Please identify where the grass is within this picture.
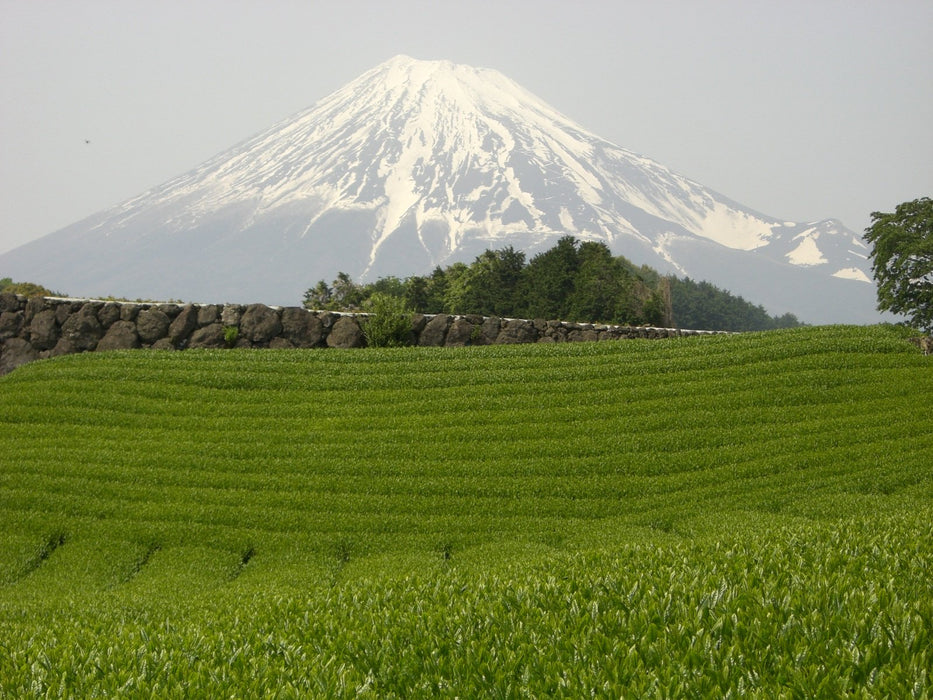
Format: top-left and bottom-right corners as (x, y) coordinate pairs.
(0, 324), (931, 696)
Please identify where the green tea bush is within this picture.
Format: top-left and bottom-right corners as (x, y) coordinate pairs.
(0, 325), (930, 696)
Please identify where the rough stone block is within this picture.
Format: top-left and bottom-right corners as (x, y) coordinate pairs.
(0, 338), (38, 375)
(96, 321), (141, 351)
(419, 314), (451, 346)
(240, 304), (283, 345)
(326, 316), (365, 348)
(136, 308), (171, 344)
(281, 307), (323, 348)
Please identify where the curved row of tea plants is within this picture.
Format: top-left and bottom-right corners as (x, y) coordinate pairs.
(1, 324), (931, 696)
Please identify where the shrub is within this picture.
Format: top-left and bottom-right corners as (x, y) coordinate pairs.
(0, 278), (65, 297)
(223, 326), (239, 348)
(361, 293), (412, 347)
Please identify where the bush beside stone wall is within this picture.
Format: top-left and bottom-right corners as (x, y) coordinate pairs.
(0, 293), (726, 375)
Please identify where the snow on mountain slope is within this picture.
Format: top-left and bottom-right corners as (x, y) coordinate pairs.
(0, 55), (878, 322)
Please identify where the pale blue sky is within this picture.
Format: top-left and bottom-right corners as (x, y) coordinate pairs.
(1, 0), (930, 255)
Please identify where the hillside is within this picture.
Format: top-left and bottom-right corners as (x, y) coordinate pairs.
(0, 326), (930, 695)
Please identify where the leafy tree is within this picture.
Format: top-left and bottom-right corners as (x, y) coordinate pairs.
(517, 236), (580, 318)
(444, 248), (525, 316)
(300, 238), (804, 331)
(303, 279), (333, 309)
(368, 276), (407, 298)
(404, 275), (429, 313)
(331, 272), (366, 310)
(402, 269), (448, 314)
(566, 242), (623, 322)
(303, 272), (366, 311)
(441, 262), (470, 314)
(669, 277), (802, 331)
(419, 267), (450, 314)
(864, 197), (933, 331)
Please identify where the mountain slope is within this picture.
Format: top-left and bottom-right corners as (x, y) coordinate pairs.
(0, 55), (877, 322)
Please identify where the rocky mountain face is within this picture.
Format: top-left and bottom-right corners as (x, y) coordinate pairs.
(0, 55), (878, 323)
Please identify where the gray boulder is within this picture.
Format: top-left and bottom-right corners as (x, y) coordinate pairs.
(445, 318), (476, 346)
(60, 305), (103, 351)
(0, 338), (38, 375)
(221, 304), (244, 327)
(96, 303), (122, 329)
(0, 293), (21, 313)
(168, 305), (200, 348)
(96, 320), (140, 351)
(496, 319), (539, 344)
(55, 302), (78, 325)
(136, 308), (171, 344)
(24, 296), (49, 323)
(188, 323), (226, 349)
(326, 316), (365, 348)
(0, 311), (23, 340)
(240, 304), (282, 345)
(419, 315), (451, 346)
(28, 309), (60, 351)
(120, 304), (141, 322)
(157, 304), (182, 319)
(197, 304), (221, 326)
(480, 317), (501, 344)
(49, 337), (78, 358)
(281, 307), (323, 348)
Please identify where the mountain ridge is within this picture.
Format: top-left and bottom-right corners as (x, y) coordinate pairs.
(0, 55), (879, 323)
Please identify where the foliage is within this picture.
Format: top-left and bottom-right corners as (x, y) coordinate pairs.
(301, 239), (801, 330)
(670, 277), (802, 331)
(303, 271), (366, 311)
(222, 325), (239, 348)
(864, 197), (933, 332)
(0, 277), (65, 297)
(444, 247), (525, 316)
(361, 292), (413, 347)
(0, 325), (930, 695)
(515, 235), (581, 318)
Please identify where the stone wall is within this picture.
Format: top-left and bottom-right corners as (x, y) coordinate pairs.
(0, 293), (726, 375)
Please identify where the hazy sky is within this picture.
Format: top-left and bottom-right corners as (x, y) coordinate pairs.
(1, 0), (930, 255)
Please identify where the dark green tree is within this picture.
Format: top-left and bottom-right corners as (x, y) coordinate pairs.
(404, 275), (429, 312)
(303, 279), (333, 309)
(441, 262), (469, 314)
(444, 247), (525, 316)
(422, 267), (450, 314)
(368, 276), (407, 298)
(864, 197), (933, 331)
(517, 236), (580, 318)
(566, 242), (626, 322)
(669, 277), (802, 331)
(303, 272), (366, 311)
(403, 268), (450, 314)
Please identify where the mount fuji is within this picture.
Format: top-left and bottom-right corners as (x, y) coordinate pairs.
(1, 55), (878, 323)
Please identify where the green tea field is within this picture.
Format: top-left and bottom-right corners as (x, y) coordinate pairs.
(1, 325), (931, 696)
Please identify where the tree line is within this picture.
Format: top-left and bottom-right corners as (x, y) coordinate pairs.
(304, 236), (802, 332)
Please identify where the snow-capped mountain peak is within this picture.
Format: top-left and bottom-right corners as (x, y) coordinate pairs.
(0, 55), (878, 323)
